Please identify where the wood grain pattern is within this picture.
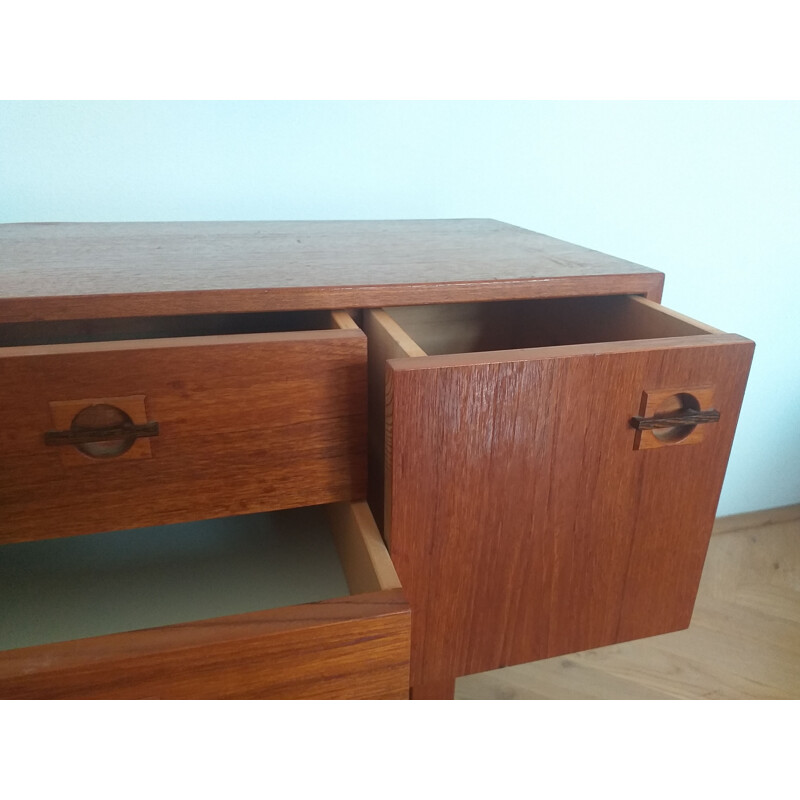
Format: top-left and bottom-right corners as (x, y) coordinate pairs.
(0, 328), (366, 543)
(410, 679), (456, 700)
(385, 333), (754, 685)
(0, 220), (664, 322)
(0, 589), (410, 699)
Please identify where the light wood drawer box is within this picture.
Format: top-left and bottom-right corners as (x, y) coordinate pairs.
(366, 294), (754, 686)
(0, 501), (409, 699)
(0, 310), (366, 544)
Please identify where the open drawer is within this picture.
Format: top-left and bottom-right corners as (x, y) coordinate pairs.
(0, 501), (409, 699)
(0, 310), (366, 544)
(365, 295), (754, 686)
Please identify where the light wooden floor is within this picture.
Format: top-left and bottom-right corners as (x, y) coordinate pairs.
(457, 506), (800, 699)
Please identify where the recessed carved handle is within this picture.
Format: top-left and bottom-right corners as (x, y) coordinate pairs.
(630, 409), (720, 430)
(44, 421), (160, 446)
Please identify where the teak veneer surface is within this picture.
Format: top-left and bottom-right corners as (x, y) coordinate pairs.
(0, 329), (366, 543)
(385, 333), (754, 684)
(0, 589), (410, 699)
(0, 220), (664, 321)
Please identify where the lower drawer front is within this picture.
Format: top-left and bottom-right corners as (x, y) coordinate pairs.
(0, 503), (410, 699)
(0, 314), (366, 544)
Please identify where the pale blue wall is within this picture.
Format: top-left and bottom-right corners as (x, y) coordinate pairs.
(1, 101), (797, 515)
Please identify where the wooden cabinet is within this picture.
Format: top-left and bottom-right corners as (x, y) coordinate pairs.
(0, 220), (753, 699)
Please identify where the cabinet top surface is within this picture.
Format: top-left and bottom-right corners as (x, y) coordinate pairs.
(0, 219), (663, 321)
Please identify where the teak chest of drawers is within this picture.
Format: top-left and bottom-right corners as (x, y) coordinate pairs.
(0, 220), (753, 699)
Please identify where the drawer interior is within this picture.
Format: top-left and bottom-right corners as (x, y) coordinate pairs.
(0, 502), (397, 652)
(382, 295), (717, 356)
(0, 309), (356, 347)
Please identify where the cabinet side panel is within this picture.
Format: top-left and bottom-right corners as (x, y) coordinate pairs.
(387, 339), (753, 684)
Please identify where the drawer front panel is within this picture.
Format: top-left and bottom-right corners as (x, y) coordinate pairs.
(386, 334), (754, 684)
(0, 330), (366, 543)
(0, 590), (410, 699)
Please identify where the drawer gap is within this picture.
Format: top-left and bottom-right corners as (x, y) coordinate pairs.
(1, 309), (349, 347)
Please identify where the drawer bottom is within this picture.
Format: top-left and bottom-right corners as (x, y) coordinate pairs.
(1, 507), (352, 651)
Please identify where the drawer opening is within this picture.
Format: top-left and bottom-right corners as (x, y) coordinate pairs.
(381, 295), (718, 356)
(0, 501), (397, 653)
(0, 309), (357, 347)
